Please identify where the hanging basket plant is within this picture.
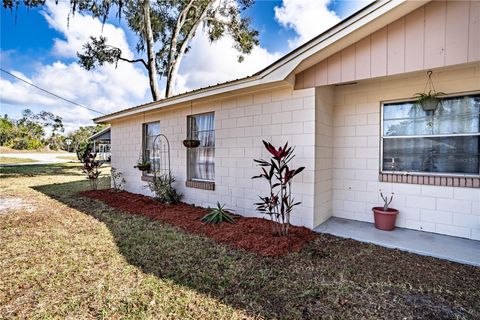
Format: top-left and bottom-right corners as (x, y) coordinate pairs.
(414, 71), (445, 112)
(134, 154), (151, 171)
(134, 162), (151, 171)
(183, 139), (200, 148)
(183, 103), (201, 148)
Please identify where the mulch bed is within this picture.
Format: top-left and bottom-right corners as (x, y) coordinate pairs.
(80, 189), (317, 257)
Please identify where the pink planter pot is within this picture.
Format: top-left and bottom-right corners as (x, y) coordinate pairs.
(372, 207), (399, 231)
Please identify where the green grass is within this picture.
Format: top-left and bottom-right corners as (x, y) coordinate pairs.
(0, 156), (38, 164)
(1, 163), (479, 319)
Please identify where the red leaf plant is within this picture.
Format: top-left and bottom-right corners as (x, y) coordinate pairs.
(81, 152), (103, 190)
(252, 141), (305, 236)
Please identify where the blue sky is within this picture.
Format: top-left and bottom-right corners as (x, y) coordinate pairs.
(1, 0), (372, 131)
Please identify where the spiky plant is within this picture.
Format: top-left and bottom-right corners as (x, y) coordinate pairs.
(379, 189), (394, 211)
(201, 202), (236, 224)
(252, 141), (305, 236)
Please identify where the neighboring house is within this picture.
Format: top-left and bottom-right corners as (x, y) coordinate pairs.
(89, 126), (111, 162)
(94, 0), (480, 240)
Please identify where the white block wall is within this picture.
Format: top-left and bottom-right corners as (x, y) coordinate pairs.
(314, 86), (334, 227)
(111, 86), (317, 228)
(331, 63), (480, 240)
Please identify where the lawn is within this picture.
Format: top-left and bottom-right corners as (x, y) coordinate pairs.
(0, 156), (38, 164)
(56, 155), (79, 161)
(1, 163), (479, 319)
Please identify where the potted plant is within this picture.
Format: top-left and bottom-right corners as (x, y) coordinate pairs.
(414, 90), (444, 112)
(134, 155), (151, 171)
(372, 190), (398, 231)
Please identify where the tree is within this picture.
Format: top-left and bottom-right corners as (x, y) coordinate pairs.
(0, 115), (15, 146)
(65, 124), (107, 158)
(4, 0), (259, 100)
(0, 109), (66, 150)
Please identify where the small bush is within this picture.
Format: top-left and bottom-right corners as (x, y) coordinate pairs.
(81, 152), (102, 190)
(111, 167), (126, 191)
(147, 173), (183, 204)
(201, 202), (236, 224)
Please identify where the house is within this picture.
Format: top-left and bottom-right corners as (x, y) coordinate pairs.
(94, 0), (480, 241)
(89, 126), (111, 162)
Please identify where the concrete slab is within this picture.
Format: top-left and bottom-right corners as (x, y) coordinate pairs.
(314, 217), (480, 267)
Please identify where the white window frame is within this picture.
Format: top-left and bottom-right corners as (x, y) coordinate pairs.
(143, 121), (160, 176)
(380, 91), (480, 178)
(186, 112), (215, 182)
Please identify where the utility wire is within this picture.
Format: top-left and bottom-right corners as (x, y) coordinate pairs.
(0, 68), (105, 115)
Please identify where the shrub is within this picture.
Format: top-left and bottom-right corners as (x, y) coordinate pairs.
(76, 141), (93, 161)
(111, 167), (126, 191)
(252, 141), (305, 236)
(81, 152), (102, 190)
(201, 202), (236, 224)
(147, 173), (183, 204)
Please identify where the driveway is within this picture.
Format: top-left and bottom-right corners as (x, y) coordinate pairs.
(0, 153), (77, 166)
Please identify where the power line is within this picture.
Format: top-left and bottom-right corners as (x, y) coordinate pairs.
(0, 68), (106, 115)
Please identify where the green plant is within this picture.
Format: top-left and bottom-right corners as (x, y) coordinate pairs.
(81, 152), (103, 190)
(111, 167), (126, 191)
(134, 154), (151, 171)
(201, 202), (236, 224)
(414, 90), (445, 103)
(414, 71), (445, 112)
(379, 190), (394, 211)
(147, 173), (182, 204)
(76, 141), (93, 161)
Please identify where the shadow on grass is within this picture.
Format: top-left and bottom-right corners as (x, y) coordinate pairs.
(33, 179), (480, 319)
(0, 163), (85, 179)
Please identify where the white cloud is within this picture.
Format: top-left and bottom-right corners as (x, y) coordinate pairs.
(1, 0), (373, 132)
(0, 0), (150, 132)
(274, 0), (341, 48)
(176, 31), (281, 93)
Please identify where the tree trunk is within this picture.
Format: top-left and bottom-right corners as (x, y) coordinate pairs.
(165, 56), (180, 98)
(143, 0), (160, 101)
(165, 1), (212, 98)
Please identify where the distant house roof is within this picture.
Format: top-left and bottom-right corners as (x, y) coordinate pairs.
(95, 0), (425, 123)
(89, 126), (111, 141)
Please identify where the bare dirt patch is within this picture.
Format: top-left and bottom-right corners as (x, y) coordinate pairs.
(0, 196), (36, 214)
(80, 189), (316, 257)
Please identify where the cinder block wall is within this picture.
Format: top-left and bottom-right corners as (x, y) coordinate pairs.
(330, 63), (480, 239)
(314, 86), (334, 227)
(110, 86), (317, 228)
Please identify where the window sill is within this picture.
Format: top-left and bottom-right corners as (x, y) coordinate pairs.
(379, 173), (480, 188)
(186, 180), (215, 191)
(141, 175), (153, 182)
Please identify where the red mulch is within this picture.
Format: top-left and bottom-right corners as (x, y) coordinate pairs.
(79, 189), (317, 257)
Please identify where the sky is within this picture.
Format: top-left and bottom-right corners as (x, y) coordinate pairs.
(0, 0), (373, 132)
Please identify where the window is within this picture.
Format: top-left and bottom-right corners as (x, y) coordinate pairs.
(187, 112), (215, 181)
(143, 121), (160, 174)
(381, 94), (480, 176)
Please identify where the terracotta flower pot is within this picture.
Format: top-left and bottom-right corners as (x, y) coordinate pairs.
(372, 207), (399, 231)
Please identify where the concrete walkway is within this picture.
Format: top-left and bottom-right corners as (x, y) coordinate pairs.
(314, 217), (480, 267)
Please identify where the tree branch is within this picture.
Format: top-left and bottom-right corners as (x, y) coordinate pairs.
(118, 56), (148, 69)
